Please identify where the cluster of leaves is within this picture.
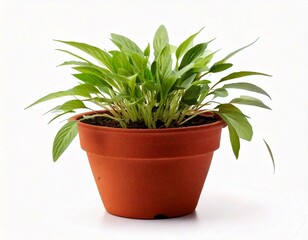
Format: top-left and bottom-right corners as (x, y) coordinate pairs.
(26, 25), (274, 166)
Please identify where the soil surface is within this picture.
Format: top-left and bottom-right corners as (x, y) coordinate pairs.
(81, 115), (218, 129)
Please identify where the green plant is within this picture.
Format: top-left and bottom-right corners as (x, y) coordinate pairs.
(26, 25), (274, 167)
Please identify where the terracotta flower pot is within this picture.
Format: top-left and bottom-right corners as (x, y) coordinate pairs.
(72, 111), (226, 219)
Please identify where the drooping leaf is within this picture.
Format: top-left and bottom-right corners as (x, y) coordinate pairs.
(263, 139), (275, 173)
(209, 63), (233, 73)
(230, 95), (271, 109)
(228, 125), (240, 159)
(176, 27), (204, 60)
(223, 82), (271, 99)
(111, 33), (143, 55)
(52, 121), (78, 162)
(217, 104), (253, 141)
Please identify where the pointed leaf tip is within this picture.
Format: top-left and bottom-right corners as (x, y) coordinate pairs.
(263, 139), (275, 174)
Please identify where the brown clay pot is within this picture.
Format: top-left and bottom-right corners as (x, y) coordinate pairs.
(71, 111), (226, 219)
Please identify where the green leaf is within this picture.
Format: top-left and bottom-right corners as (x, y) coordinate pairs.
(130, 53), (147, 73)
(176, 63), (195, 78)
(111, 33), (143, 55)
(57, 61), (89, 67)
(158, 45), (172, 81)
(228, 125), (240, 159)
(192, 80), (211, 85)
(25, 83), (101, 109)
(217, 104), (253, 141)
(55, 49), (91, 64)
(221, 71), (271, 82)
(209, 63), (233, 73)
(110, 50), (131, 72)
(151, 61), (157, 77)
(127, 73), (138, 94)
(193, 50), (219, 68)
(108, 73), (130, 83)
(230, 95), (271, 109)
(57, 99), (87, 112)
(73, 73), (114, 89)
(25, 91), (72, 109)
(181, 85), (201, 105)
(73, 66), (109, 78)
(72, 84), (100, 95)
(176, 74), (196, 89)
(212, 71), (271, 88)
(179, 43), (208, 69)
(153, 25), (169, 56)
(52, 121), (78, 162)
(48, 100), (88, 124)
(211, 88), (228, 98)
(263, 139), (275, 173)
(161, 74), (178, 98)
(223, 82), (271, 99)
(48, 111), (75, 124)
(176, 27), (204, 60)
(142, 81), (158, 91)
(55, 40), (115, 72)
(214, 38), (259, 65)
(144, 43), (150, 57)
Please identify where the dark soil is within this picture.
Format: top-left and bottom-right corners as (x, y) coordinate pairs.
(81, 115), (218, 129)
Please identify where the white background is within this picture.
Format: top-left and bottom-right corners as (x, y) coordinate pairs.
(1, 0), (308, 239)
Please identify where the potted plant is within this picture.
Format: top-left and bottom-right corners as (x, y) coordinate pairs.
(26, 25), (274, 219)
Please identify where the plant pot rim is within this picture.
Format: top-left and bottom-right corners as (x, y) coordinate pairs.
(70, 110), (226, 134)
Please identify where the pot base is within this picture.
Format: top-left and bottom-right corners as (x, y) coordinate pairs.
(106, 210), (196, 220)
(88, 153), (213, 219)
